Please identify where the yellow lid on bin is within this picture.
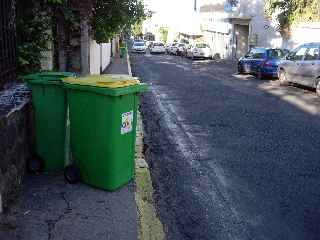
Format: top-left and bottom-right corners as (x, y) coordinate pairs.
(63, 74), (140, 88)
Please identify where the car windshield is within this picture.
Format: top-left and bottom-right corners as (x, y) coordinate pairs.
(196, 44), (209, 48)
(178, 44), (185, 47)
(134, 42), (145, 46)
(267, 49), (285, 59)
(248, 48), (266, 58)
(154, 43), (164, 47)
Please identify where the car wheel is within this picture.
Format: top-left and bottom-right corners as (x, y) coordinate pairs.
(316, 80), (320, 97)
(238, 65), (244, 74)
(279, 70), (289, 86)
(257, 70), (264, 80)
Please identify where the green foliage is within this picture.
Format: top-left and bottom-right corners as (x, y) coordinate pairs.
(159, 27), (168, 44)
(266, 0), (320, 36)
(132, 21), (144, 37)
(16, 0), (80, 75)
(17, 1), (53, 75)
(17, 0), (150, 75)
(92, 0), (150, 43)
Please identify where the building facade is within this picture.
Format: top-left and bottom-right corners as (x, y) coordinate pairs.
(199, 0), (282, 59)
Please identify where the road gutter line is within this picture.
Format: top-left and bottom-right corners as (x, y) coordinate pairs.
(128, 53), (165, 240)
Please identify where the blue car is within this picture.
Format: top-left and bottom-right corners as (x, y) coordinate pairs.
(238, 48), (287, 79)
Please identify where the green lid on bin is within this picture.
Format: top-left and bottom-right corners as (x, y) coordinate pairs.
(23, 71), (76, 85)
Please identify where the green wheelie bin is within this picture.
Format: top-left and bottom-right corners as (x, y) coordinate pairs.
(63, 75), (147, 191)
(24, 72), (75, 171)
(119, 46), (127, 58)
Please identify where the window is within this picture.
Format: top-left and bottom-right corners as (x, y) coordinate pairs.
(292, 47), (308, 61)
(134, 42), (145, 47)
(304, 46), (320, 61)
(251, 49), (266, 59)
(245, 51), (253, 59)
(267, 49), (285, 59)
(154, 43), (164, 47)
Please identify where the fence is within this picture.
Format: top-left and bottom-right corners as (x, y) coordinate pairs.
(0, 0), (16, 89)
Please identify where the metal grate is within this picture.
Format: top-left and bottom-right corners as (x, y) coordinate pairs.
(0, 0), (16, 89)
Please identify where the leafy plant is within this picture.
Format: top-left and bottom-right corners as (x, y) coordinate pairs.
(92, 0), (151, 43)
(159, 27), (168, 44)
(132, 21), (144, 37)
(17, 1), (53, 75)
(266, 0), (320, 37)
(17, 0), (150, 75)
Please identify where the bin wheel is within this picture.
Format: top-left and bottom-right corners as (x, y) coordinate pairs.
(64, 165), (80, 184)
(27, 156), (44, 175)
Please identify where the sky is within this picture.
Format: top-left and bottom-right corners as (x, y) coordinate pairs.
(144, 0), (195, 19)
(143, 0), (200, 33)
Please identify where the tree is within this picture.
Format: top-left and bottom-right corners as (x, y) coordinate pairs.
(132, 21), (144, 38)
(266, 0), (320, 38)
(92, 0), (150, 43)
(17, 0), (150, 75)
(16, 1), (53, 75)
(159, 27), (168, 44)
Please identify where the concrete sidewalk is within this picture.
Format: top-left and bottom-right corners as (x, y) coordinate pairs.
(0, 55), (137, 240)
(104, 54), (130, 75)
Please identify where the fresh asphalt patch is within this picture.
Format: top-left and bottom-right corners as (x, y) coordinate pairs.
(131, 53), (320, 240)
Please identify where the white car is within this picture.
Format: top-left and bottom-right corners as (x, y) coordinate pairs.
(170, 43), (179, 55)
(132, 41), (146, 53)
(150, 42), (166, 54)
(177, 43), (187, 56)
(165, 43), (173, 54)
(187, 43), (212, 59)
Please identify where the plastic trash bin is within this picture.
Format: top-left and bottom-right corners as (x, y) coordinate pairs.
(63, 75), (147, 190)
(24, 72), (75, 171)
(120, 47), (127, 58)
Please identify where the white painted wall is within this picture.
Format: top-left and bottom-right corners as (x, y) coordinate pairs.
(288, 22), (320, 49)
(101, 43), (111, 72)
(112, 38), (117, 57)
(89, 40), (111, 74)
(199, 0), (283, 59)
(40, 41), (54, 71)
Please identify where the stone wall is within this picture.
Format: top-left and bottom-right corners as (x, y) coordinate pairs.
(0, 84), (31, 213)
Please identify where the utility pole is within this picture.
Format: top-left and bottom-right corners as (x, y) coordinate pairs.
(194, 0), (197, 11)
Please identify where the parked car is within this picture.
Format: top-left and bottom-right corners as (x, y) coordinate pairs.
(177, 43), (186, 56)
(150, 42), (166, 54)
(169, 43), (179, 55)
(238, 48), (286, 79)
(182, 44), (191, 56)
(278, 42), (320, 95)
(165, 43), (172, 54)
(146, 41), (154, 48)
(186, 43), (212, 59)
(185, 44), (194, 58)
(132, 41), (146, 53)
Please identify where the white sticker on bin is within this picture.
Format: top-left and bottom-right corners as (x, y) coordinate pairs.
(121, 111), (133, 134)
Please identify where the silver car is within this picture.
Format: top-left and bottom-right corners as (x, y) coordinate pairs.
(132, 41), (146, 53)
(278, 42), (320, 96)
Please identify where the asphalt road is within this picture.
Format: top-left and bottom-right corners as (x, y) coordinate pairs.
(131, 52), (320, 240)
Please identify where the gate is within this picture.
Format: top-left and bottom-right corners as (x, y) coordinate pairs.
(0, 0), (16, 89)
